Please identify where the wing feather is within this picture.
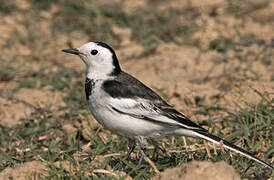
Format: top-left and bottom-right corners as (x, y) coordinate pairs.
(103, 72), (207, 132)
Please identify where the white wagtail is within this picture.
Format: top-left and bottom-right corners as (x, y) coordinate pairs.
(62, 41), (273, 169)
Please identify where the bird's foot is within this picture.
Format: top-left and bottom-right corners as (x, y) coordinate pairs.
(127, 139), (136, 160)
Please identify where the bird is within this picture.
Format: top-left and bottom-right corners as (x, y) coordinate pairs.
(62, 41), (273, 169)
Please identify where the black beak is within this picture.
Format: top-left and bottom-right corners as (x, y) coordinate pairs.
(62, 48), (80, 55)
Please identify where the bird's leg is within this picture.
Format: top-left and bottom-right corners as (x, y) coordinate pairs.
(136, 137), (160, 174)
(138, 143), (147, 166)
(127, 139), (136, 160)
(138, 142), (160, 175)
(137, 136), (148, 166)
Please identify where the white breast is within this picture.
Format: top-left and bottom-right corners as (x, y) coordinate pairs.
(87, 82), (166, 139)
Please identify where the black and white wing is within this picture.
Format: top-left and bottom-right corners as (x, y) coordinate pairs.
(103, 71), (207, 132)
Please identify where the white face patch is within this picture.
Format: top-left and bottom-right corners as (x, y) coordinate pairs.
(78, 42), (116, 79)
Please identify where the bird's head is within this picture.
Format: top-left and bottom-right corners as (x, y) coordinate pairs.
(62, 42), (121, 78)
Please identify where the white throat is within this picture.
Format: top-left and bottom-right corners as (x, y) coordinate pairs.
(76, 41), (121, 80)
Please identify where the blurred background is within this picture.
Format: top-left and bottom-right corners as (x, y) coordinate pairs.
(0, 0), (273, 179)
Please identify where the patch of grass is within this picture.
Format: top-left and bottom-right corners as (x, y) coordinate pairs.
(227, 0), (269, 17)
(6, 27), (44, 48)
(0, 0), (16, 14)
(210, 33), (265, 52)
(51, 0), (121, 48)
(237, 33), (265, 47)
(225, 103), (273, 144)
(0, 59), (21, 82)
(223, 103), (273, 178)
(51, 1), (198, 52)
(209, 33), (265, 64)
(28, 0), (57, 10)
(210, 56), (229, 64)
(117, 7), (197, 51)
(209, 36), (234, 53)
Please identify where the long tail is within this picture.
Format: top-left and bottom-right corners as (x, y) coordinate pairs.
(193, 130), (273, 169)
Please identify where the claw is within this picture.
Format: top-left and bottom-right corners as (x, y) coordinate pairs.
(127, 139), (136, 160)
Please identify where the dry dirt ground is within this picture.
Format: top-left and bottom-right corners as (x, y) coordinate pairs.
(0, 0), (273, 179)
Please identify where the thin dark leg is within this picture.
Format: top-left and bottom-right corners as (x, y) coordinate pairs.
(138, 143), (147, 166)
(127, 139), (136, 160)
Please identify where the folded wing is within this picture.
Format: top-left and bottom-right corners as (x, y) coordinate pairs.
(102, 72), (207, 132)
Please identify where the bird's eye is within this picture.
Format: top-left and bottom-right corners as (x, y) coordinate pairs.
(91, 49), (98, 55)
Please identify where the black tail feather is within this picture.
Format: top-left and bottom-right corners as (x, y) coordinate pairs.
(195, 131), (273, 169)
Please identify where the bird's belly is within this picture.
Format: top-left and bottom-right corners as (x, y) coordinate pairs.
(88, 99), (163, 139)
